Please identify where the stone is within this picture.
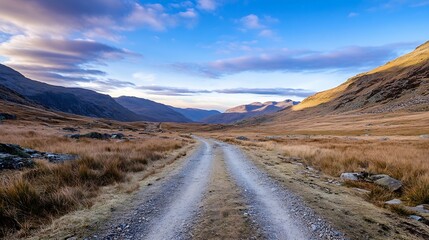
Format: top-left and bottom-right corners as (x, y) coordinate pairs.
(0, 153), (34, 170)
(420, 134), (429, 139)
(0, 143), (31, 158)
(45, 153), (77, 163)
(63, 127), (78, 132)
(370, 174), (402, 191)
(111, 133), (125, 139)
(385, 199), (402, 205)
(340, 172), (362, 181)
(0, 113), (17, 120)
(236, 136), (249, 141)
(408, 215), (423, 221)
(407, 205), (429, 214)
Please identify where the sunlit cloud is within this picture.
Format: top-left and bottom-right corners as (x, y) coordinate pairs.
(173, 43), (416, 78)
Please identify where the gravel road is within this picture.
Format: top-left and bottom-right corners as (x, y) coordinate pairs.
(90, 137), (344, 240)
(221, 142), (345, 240)
(90, 137), (214, 240)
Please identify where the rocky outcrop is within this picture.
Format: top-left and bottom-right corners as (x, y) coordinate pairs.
(0, 143), (76, 170)
(340, 172), (402, 191)
(70, 132), (126, 140)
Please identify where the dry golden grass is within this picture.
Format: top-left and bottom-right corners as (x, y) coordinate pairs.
(0, 123), (187, 238)
(213, 134), (429, 208)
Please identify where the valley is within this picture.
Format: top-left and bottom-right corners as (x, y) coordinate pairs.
(0, 3), (428, 239)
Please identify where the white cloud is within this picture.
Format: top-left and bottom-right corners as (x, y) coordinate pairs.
(240, 14), (264, 29)
(197, 0), (217, 11)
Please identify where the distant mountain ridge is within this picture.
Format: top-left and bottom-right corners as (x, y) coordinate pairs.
(115, 96), (221, 123)
(0, 64), (146, 122)
(203, 99), (299, 124)
(115, 96), (191, 123)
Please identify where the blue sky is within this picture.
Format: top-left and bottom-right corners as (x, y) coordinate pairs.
(0, 0), (428, 111)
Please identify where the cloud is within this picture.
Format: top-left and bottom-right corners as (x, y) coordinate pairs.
(173, 43), (416, 78)
(197, 0), (217, 11)
(240, 14), (265, 29)
(0, 0), (198, 36)
(0, 36), (137, 84)
(0, 0), (198, 85)
(238, 14), (279, 38)
(137, 85), (211, 96)
(348, 12), (359, 17)
(215, 88), (315, 97)
(136, 85), (314, 97)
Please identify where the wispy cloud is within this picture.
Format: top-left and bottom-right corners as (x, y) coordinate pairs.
(238, 14), (279, 38)
(136, 85), (314, 97)
(0, 36), (137, 84)
(173, 43), (416, 78)
(197, 0), (218, 11)
(0, 0), (199, 85)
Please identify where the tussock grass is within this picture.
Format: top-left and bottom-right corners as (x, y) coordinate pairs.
(0, 125), (185, 237)
(219, 135), (429, 207)
(274, 140), (429, 206)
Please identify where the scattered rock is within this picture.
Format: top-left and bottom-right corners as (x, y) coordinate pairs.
(236, 136), (249, 141)
(0, 143), (77, 170)
(352, 188), (371, 194)
(0, 153), (34, 169)
(340, 172), (363, 181)
(385, 199), (402, 205)
(370, 174), (402, 191)
(406, 205), (429, 214)
(62, 127), (78, 132)
(0, 113), (17, 120)
(409, 215), (423, 221)
(70, 132), (112, 140)
(0, 143), (31, 158)
(420, 134), (429, 139)
(111, 133), (125, 139)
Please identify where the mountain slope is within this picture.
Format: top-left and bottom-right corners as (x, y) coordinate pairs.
(293, 41), (429, 113)
(203, 100), (299, 124)
(0, 64), (146, 122)
(169, 107), (220, 122)
(115, 96), (192, 123)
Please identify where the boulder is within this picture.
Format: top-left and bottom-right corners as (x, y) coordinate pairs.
(385, 199), (402, 205)
(0, 153), (34, 169)
(340, 172), (363, 181)
(0, 143), (31, 158)
(62, 127), (78, 132)
(0, 113), (17, 120)
(236, 136), (249, 141)
(45, 153), (77, 163)
(407, 205), (429, 214)
(420, 134), (429, 139)
(111, 133), (125, 139)
(69, 132), (111, 140)
(370, 174), (402, 191)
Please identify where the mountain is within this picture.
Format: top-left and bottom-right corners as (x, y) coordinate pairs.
(203, 100), (299, 124)
(115, 96), (192, 123)
(0, 84), (33, 106)
(293, 41), (429, 113)
(0, 64), (147, 122)
(169, 107), (220, 122)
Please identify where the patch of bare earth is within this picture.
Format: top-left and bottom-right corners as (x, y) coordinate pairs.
(238, 145), (429, 240)
(192, 144), (262, 239)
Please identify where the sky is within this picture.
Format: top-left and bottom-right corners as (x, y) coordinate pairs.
(0, 0), (428, 111)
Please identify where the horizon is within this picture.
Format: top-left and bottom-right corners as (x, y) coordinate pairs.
(0, 0), (428, 111)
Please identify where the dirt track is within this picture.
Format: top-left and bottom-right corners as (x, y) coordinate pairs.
(90, 137), (344, 240)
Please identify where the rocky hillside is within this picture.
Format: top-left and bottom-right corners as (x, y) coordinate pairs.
(115, 96), (191, 123)
(294, 41), (429, 113)
(0, 64), (147, 122)
(203, 100), (299, 124)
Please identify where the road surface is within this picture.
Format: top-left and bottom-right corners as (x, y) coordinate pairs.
(90, 137), (344, 240)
